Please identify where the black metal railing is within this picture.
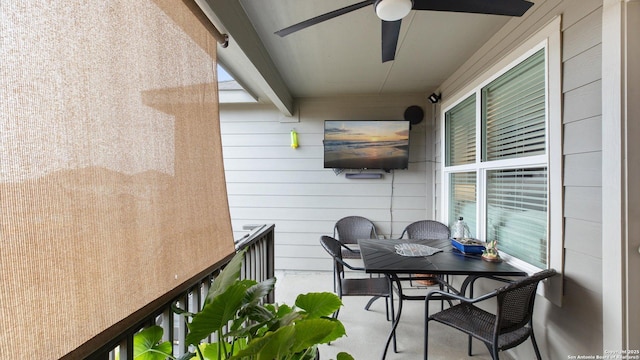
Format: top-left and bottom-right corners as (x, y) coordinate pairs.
(235, 224), (276, 303)
(78, 224), (275, 360)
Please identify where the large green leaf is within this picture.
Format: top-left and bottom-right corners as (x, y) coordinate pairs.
(289, 345), (318, 360)
(272, 308), (302, 329)
(235, 278), (276, 327)
(175, 353), (196, 360)
(205, 250), (246, 305)
(199, 341), (222, 358)
(289, 318), (341, 353)
(244, 278), (276, 306)
(198, 339), (247, 360)
(133, 326), (172, 360)
(186, 282), (249, 345)
(230, 325), (296, 360)
(336, 352), (355, 360)
(239, 303), (274, 324)
(294, 292), (342, 318)
(316, 317), (347, 344)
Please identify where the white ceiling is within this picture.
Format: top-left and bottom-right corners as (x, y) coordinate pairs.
(201, 0), (526, 114)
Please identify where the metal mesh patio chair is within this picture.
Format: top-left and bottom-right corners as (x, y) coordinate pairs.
(320, 235), (397, 350)
(320, 235), (393, 316)
(424, 269), (557, 360)
(333, 216), (378, 259)
(332, 216), (379, 291)
(400, 220), (451, 240)
(400, 220), (450, 287)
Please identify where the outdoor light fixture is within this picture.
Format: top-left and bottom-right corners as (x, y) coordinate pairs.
(375, 0), (413, 21)
(428, 93), (441, 104)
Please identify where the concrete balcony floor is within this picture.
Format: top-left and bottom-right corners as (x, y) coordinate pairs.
(275, 270), (511, 360)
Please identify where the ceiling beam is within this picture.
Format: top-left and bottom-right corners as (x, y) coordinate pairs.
(195, 0), (295, 116)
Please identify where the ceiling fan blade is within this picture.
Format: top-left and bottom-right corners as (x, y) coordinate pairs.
(412, 0), (534, 17)
(381, 19), (401, 63)
(275, 0), (375, 37)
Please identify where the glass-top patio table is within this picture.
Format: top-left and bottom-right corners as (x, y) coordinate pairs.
(357, 237), (527, 360)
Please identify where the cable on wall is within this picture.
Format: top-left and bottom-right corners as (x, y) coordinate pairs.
(390, 170), (396, 237)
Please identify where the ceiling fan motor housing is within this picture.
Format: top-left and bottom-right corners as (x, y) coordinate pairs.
(374, 0), (414, 21)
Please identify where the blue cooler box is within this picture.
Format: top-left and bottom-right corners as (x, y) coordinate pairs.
(451, 238), (486, 254)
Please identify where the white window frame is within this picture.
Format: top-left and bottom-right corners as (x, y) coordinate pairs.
(440, 17), (563, 305)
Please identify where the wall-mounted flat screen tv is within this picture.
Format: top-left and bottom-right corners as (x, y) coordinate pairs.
(323, 120), (411, 170)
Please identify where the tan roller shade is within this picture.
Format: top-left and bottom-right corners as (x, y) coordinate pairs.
(0, 0), (234, 358)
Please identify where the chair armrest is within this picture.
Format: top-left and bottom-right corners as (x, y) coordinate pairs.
(334, 256), (366, 271)
(338, 242), (359, 254)
(426, 288), (498, 304)
(341, 262), (366, 272)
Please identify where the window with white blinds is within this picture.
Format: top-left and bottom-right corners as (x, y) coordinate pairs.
(446, 94), (476, 166)
(487, 168), (548, 269)
(448, 172), (477, 238)
(443, 46), (549, 270)
(482, 49), (546, 161)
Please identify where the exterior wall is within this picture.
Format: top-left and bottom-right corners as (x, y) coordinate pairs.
(220, 95), (431, 271)
(434, 0), (604, 358)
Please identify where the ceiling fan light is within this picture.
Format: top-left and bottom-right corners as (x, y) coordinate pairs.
(375, 0), (413, 21)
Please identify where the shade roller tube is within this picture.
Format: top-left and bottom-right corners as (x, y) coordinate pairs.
(188, 0), (230, 47)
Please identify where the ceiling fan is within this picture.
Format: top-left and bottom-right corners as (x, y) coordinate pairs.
(274, 0), (534, 62)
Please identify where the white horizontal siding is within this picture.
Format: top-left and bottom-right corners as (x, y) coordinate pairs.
(564, 152), (602, 187)
(563, 116), (602, 154)
(563, 80), (602, 124)
(221, 94), (431, 270)
(228, 193), (426, 210)
(562, 7), (602, 61)
(563, 44), (602, 92)
(564, 218), (602, 258)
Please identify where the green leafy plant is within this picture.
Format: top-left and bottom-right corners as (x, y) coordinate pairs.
(134, 249), (353, 360)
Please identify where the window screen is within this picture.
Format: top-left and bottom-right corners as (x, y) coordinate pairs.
(487, 168), (548, 268)
(448, 172), (477, 238)
(445, 94), (476, 166)
(482, 49), (546, 161)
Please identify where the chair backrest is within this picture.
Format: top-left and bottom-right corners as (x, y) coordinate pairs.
(333, 216), (378, 244)
(400, 220), (450, 239)
(319, 235), (345, 276)
(495, 269), (557, 335)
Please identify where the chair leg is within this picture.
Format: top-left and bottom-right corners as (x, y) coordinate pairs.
(385, 297), (390, 321)
(424, 299), (431, 360)
(371, 296), (391, 321)
(332, 263), (337, 292)
(530, 331), (542, 360)
(333, 293), (343, 319)
(424, 319), (429, 360)
(364, 296), (381, 310)
(389, 292), (397, 353)
(482, 343), (499, 360)
(491, 346), (499, 360)
(438, 280), (445, 310)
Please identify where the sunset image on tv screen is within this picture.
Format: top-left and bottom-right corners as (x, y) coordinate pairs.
(324, 120), (410, 170)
